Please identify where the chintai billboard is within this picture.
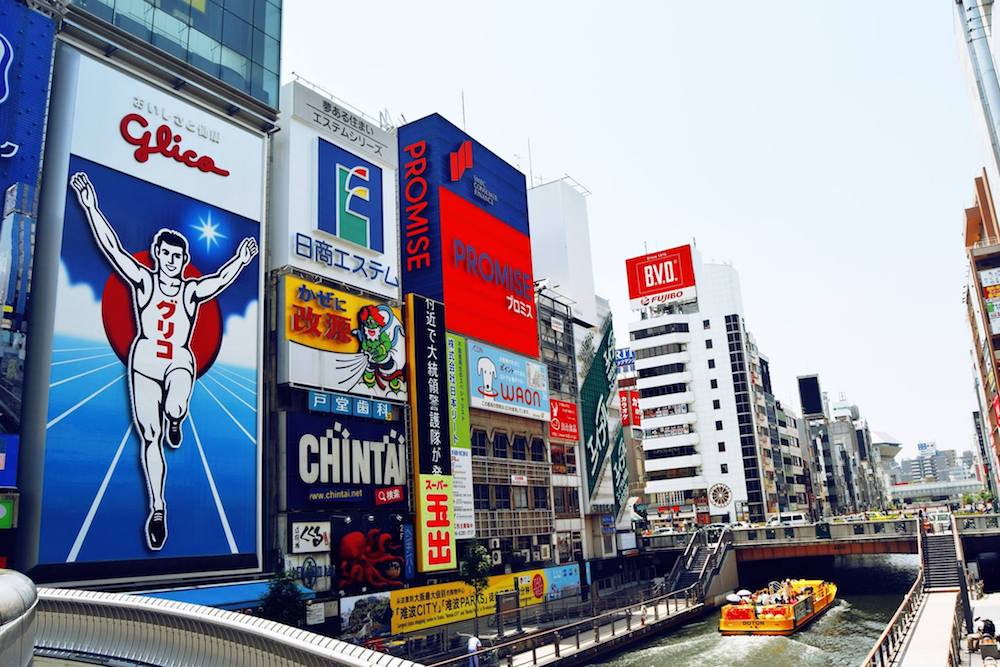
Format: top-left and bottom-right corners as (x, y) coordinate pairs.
(24, 47), (265, 581)
(284, 412), (408, 510)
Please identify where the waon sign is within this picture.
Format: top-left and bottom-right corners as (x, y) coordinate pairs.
(397, 114), (538, 357)
(405, 294), (456, 572)
(625, 244), (696, 310)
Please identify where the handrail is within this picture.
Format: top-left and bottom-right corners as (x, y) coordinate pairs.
(860, 521), (926, 667)
(425, 583), (702, 667)
(696, 528), (730, 593)
(35, 587), (420, 667)
(0, 570), (37, 667)
(665, 530), (701, 590)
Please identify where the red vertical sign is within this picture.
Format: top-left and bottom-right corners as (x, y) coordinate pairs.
(619, 390), (631, 426)
(630, 390), (641, 426)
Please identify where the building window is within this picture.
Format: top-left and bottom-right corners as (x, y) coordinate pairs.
(512, 486), (529, 509)
(721, 463), (729, 474)
(639, 382), (687, 399)
(532, 487), (549, 509)
(472, 429), (488, 457)
(512, 435), (528, 461)
(551, 443), (577, 474)
(708, 359), (715, 369)
(718, 442), (726, 452)
(474, 484), (490, 510)
(703, 319), (710, 329)
(530, 437), (546, 463)
(713, 399), (721, 410)
(710, 379), (719, 389)
(493, 485), (510, 509)
(493, 431), (509, 458)
(716, 420), (723, 430)
(706, 339), (713, 349)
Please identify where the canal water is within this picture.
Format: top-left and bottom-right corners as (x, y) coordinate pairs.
(591, 554), (918, 667)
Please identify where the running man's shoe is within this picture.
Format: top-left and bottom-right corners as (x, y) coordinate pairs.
(165, 418), (182, 449)
(146, 509), (167, 550)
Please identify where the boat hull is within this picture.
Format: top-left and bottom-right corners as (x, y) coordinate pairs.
(719, 580), (837, 636)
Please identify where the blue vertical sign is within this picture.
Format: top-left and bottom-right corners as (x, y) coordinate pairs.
(0, 0), (55, 197)
(0, 0), (55, 438)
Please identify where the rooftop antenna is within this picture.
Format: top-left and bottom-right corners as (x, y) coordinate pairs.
(528, 138), (535, 186)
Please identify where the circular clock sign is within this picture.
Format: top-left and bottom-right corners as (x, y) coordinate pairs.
(709, 483), (733, 508)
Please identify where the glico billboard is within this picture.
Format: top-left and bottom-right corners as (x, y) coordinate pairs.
(27, 49), (264, 580)
(398, 115), (538, 358)
(625, 244), (696, 310)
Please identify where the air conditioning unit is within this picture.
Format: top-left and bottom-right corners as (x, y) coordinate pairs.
(491, 550), (502, 565)
(490, 538), (501, 549)
(539, 544), (551, 560)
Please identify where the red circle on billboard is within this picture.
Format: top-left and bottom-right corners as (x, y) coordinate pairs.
(100, 251), (222, 378)
(532, 573), (544, 599)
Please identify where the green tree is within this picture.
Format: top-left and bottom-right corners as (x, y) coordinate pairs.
(259, 569), (305, 627)
(461, 540), (492, 637)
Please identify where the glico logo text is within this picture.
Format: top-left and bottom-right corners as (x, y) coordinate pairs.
(119, 113), (230, 177)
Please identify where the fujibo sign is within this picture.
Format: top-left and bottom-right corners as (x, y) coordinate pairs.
(581, 320), (616, 500)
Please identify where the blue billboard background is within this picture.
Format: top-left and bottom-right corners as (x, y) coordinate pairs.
(397, 113), (529, 302)
(0, 0), (55, 198)
(466, 338), (549, 420)
(38, 156), (260, 566)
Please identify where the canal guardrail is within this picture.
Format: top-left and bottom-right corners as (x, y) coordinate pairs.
(0, 570), (36, 667)
(425, 583), (702, 667)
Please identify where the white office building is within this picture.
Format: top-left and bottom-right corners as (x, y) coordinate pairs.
(629, 250), (771, 524)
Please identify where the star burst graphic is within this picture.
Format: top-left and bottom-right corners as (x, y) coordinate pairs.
(192, 214), (226, 251)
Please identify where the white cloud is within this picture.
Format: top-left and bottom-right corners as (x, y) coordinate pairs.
(54, 261), (109, 342)
(214, 300), (258, 370)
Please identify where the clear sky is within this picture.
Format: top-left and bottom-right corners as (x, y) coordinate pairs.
(283, 1), (983, 458)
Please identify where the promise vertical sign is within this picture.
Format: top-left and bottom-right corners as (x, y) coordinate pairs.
(405, 294), (456, 572)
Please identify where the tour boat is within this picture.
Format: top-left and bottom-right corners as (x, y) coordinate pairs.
(718, 579), (838, 636)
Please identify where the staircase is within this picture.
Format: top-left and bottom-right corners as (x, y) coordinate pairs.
(672, 547), (710, 591)
(923, 533), (961, 590)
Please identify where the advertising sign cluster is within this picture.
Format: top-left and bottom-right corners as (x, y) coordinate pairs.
(278, 274), (406, 401)
(308, 390), (396, 421)
(405, 294), (456, 572)
(982, 268), (1000, 335)
(610, 427), (629, 519)
(549, 399), (579, 442)
(0, 1), (55, 446)
(339, 563), (581, 642)
(398, 114), (538, 358)
(614, 347), (635, 373)
(285, 412), (408, 509)
(36, 50), (263, 574)
(625, 244), (696, 309)
(271, 81), (400, 299)
(445, 333), (474, 539)
(467, 339), (549, 421)
(581, 321), (617, 500)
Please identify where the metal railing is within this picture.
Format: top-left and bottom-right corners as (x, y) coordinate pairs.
(731, 519), (918, 546)
(860, 522), (926, 667)
(696, 528), (732, 599)
(34, 587), (421, 667)
(0, 570), (36, 667)
(425, 584), (701, 667)
(949, 596), (963, 667)
(955, 512), (1000, 534)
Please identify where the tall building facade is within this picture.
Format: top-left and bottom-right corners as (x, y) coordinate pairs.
(626, 245), (793, 525)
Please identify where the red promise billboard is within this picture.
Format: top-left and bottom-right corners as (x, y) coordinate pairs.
(625, 244), (696, 309)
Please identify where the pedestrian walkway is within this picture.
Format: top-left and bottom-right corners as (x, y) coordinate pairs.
(469, 597), (703, 667)
(896, 590), (959, 666)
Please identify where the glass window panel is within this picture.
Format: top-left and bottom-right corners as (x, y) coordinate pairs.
(187, 28), (222, 75)
(74, 0), (115, 21)
(114, 0), (155, 41)
(190, 0), (223, 40)
(224, 0), (252, 22)
(263, 0), (281, 38)
(151, 8), (190, 60)
(222, 11), (252, 54)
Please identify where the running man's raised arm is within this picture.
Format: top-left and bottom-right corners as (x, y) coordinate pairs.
(193, 237), (258, 302)
(70, 172), (146, 285)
